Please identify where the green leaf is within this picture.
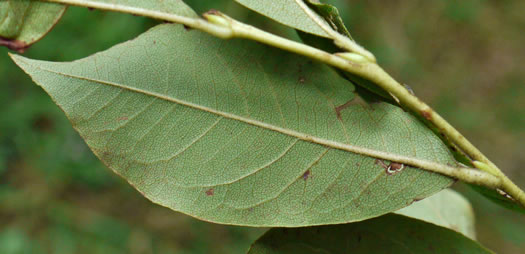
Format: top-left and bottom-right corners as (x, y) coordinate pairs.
(235, 0), (396, 104)
(0, 0), (66, 52)
(304, 0), (352, 40)
(469, 184), (525, 214)
(395, 189), (476, 239)
(247, 214), (493, 254)
(62, 0), (199, 18)
(235, 0), (331, 38)
(11, 24), (456, 226)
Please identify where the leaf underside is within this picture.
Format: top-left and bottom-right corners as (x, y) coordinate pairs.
(247, 214), (493, 254)
(12, 24), (456, 227)
(235, 0), (330, 38)
(0, 0), (66, 50)
(395, 189), (476, 239)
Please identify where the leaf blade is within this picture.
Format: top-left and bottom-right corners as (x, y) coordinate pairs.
(247, 214), (493, 254)
(11, 24), (456, 226)
(0, 0), (66, 51)
(235, 0), (330, 38)
(395, 189), (477, 239)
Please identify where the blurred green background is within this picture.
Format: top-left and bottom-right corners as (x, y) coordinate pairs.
(1, 0), (524, 253)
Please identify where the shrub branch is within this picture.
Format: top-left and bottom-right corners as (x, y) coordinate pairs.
(41, 0), (525, 208)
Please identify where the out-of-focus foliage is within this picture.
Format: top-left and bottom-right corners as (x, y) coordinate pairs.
(1, 0), (524, 253)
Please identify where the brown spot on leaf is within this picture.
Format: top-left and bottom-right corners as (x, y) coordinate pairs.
(205, 188), (214, 196)
(298, 76), (305, 83)
(302, 170), (311, 180)
(377, 160), (405, 175)
(413, 197), (423, 202)
(118, 116), (128, 121)
(335, 100), (353, 120)
(88, 7), (94, 11)
(421, 110), (432, 121)
(0, 37), (29, 53)
(390, 162), (404, 171)
(386, 162), (405, 175)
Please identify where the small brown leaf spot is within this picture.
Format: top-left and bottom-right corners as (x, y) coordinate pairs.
(302, 170), (311, 180)
(355, 162), (361, 167)
(335, 100), (353, 120)
(205, 188), (214, 196)
(421, 110), (432, 121)
(298, 76), (305, 83)
(88, 7), (94, 11)
(386, 162), (405, 175)
(118, 116), (128, 121)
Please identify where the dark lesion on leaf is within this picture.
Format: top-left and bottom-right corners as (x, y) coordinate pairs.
(334, 100), (354, 120)
(205, 188), (214, 196)
(302, 170), (311, 180)
(375, 159), (405, 175)
(0, 37), (29, 53)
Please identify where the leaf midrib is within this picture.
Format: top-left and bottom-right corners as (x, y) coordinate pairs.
(20, 57), (454, 174)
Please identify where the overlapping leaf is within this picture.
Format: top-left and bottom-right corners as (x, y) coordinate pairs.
(12, 24), (456, 226)
(0, 0), (66, 51)
(247, 214), (493, 254)
(235, 0), (330, 38)
(395, 189), (476, 239)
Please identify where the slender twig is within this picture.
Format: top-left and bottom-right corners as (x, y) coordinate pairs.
(41, 0), (525, 207)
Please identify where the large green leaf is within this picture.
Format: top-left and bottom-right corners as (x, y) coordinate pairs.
(0, 0), (66, 52)
(11, 24), (456, 226)
(247, 214), (493, 254)
(395, 189), (476, 239)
